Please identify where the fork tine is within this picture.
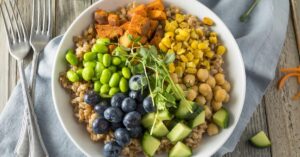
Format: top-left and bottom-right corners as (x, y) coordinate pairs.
(42, 0), (46, 32)
(7, 0), (23, 42)
(0, 4), (12, 45)
(1, 1), (16, 43)
(47, 0), (52, 35)
(10, 0), (28, 41)
(36, 0), (41, 32)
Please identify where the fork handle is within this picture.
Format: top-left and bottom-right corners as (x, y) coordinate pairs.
(15, 61), (49, 157)
(29, 51), (40, 99)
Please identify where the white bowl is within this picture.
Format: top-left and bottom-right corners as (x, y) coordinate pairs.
(52, 0), (246, 156)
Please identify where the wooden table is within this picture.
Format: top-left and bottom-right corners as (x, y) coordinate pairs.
(0, 0), (299, 156)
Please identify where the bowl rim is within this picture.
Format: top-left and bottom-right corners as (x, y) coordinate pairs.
(51, 0), (246, 156)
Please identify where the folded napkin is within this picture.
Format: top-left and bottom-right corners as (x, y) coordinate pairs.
(0, 0), (289, 156)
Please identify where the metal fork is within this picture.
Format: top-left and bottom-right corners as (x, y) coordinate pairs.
(0, 0), (48, 157)
(14, 0), (52, 156)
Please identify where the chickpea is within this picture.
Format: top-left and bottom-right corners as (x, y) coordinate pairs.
(207, 123), (219, 136)
(178, 78), (183, 84)
(195, 95), (206, 106)
(198, 83), (212, 97)
(204, 105), (212, 120)
(212, 101), (222, 111)
(183, 74), (196, 87)
(222, 80), (231, 92)
(205, 92), (213, 101)
(170, 73), (179, 83)
(187, 89), (198, 101)
(206, 75), (216, 88)
(197, 68), (209, 82)
(191, 85), (198, 93)
(178, 84), (187, 91)
(214, 88), (227, 102)
(213, 85), (222, 93)
(224, 94), (230, 103)
(215, 73), (225, 85)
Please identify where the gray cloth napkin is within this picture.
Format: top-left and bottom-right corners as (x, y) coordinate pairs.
(0, 0), (289, 156)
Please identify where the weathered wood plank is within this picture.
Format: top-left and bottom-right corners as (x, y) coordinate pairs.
(224, 103), (271, 157)
(264, 18), (300, 157)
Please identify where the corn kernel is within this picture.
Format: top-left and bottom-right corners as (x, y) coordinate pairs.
(191, 30), (199, 39)
(173, 42), (182, 51)
(209, 36), (218, 44)
(202, 60), (210, 70)
(193, 49), (204, 59)
(185, 68), (197, 74)
(179, 22), (189, 28)
(196, 28), (204, 37)
(176, 48), (186, 55)
(191, 40), (198, 49)
(165, 20), (178, 32)
(180, 55), (189, 62)
(186, 52), (194, 61)
(187, 62), (196, 68)
(206, 51), (215, 59)
(175, 66), (184, 77)
(165, 32), (175, 39)
(175, 14), (185, 23)
(179, 62), (186, 70)
(210, 32), (217, 37)
(203, 17), (214, 26)
(217, 45), (226, 55)
(198, 42), (209, 50)
(168, 63), (175, 73)
(176, 35), (186, 41)
(161, 37), (172, 48)
(193, 59), (200, 65)
(159, 42), (168, 52)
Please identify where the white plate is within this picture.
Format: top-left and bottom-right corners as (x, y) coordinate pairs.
(52, 0), (246, 156)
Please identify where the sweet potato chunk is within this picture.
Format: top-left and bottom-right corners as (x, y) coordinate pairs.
(128, 4), (147, 18)
(146, 0), (165, 11)
(147, 20), (159, 38)
(129, 14), (151, 36)
(94, 10), (108, 24)
(120, 22), (130, 31)
(150, 26), (164, 46)
(95, 25), (123, 39)
(148, 10), (167, 20)
(119, 30), (148, 48)
(108, 14), (120, 26)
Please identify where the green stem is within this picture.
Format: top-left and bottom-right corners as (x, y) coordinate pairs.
(240, 0), (260, 22)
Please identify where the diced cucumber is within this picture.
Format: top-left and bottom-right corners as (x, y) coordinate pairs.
(213, 108), (229, 128)
(250, 131), (271, 148)
(169, 142), (192, 157)
(175, 100), (197, 119)
(142, 113), (156, 128)
(151, 121), (169, 137)
(185, 106), (203, 120)
(142, 133), (161, 156)
(165, 119), (180, 130)
(158, 110), (173, 121)
(167, 122), (192, 143)
(189, 111), (205, 128)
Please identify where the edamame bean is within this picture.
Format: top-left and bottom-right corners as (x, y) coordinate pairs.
(83, 61), (96, 68)
(100, 69), (112, 84)
(109, 87), (120, 96)
(95, 62), (105, 73)
(103, 54), (112, 67)
(97, 53), (104, 62)
(65, 49), (78, 65)
(109, 73), (120, 87)
(108, 65), (117, 73)
(83, 52), (97, 61)
(92, 43), (108, 53)
(96, 38), (110, 45)
(66, 70), (79, 82)
(100, 84), (110, 94)
(82, 67), (94, 81)
(94, 81), (101, 92)
(76, 68), (83, 79)
(122, 67), (131, 79)
(112, 57), (121, 65)
(119, 77), (129, 93)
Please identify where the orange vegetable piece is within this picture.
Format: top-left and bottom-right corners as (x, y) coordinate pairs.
(95, 25), (123, 39)
(120, 22), (130, 31)
(150, 26), (164, 46)
(94, 10), (108, 24)
(129, 14), (151, 36)
(108, 13), (120, 26)
(146, 0), (165, 11)
(147, 20), (159, 38)
(128, 4), (148, 18)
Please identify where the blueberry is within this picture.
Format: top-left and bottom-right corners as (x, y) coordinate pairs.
(129, 75), (147, 91)
(84, 91), (101, 106)
(136, 103), (146, 115)
(129, 90), (147, 102)
(143, 96), (155, 113)
(121, 97), (137, 112)
(123, 111), (141, 129)
(104, 107), (124, 123)
(92, 117), (110, 134)
(103, 141), (122, 157)
(128, 126), (143, 138)
(111, 122), (124, 131)
(94, 100), (109, 116)
(114, 128), (131, 147)
(111, 93), (126, 108)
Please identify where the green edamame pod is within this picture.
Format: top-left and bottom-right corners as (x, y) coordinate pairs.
(112, 57), (121, 65)
(103, 54), (112, 67)
(100, 84), (110, 94)
(82, 67), (94, 81)
(65, 49), (78, 65)
(96, 38), (110, 45)
(94, 81), (101, 92)
(92, 43), (108, 53)
(108, 66), (117, 73)
(97, 53), (104, 62)
(100, 69), (112, 84)
(66, 70), (79, 82)
(83, 61), (96, 68)
(119, 77), (129, 93)
(83, 52), (97, 61)
(95, 62), (105, 73)
(109, 87), (120, 96)
(109, 73), (120, 87)
(76, 68), (83, 79)
(122, 67), (131, 79)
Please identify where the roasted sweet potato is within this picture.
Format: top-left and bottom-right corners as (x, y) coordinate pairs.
(120, 22), (130, 31)
(148, 10), (167, 20)
(94, 10), (108, 24)
(147, 20), (159, 38)
(146, 0), (164, 11)
(128, 4), (147, 18)
(95, 25), (123, 39)
(119, 30), (148, 48)
(108, 13), (120, 26)
(150, 26), (164, 46)
(129, 14), (151, 36)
